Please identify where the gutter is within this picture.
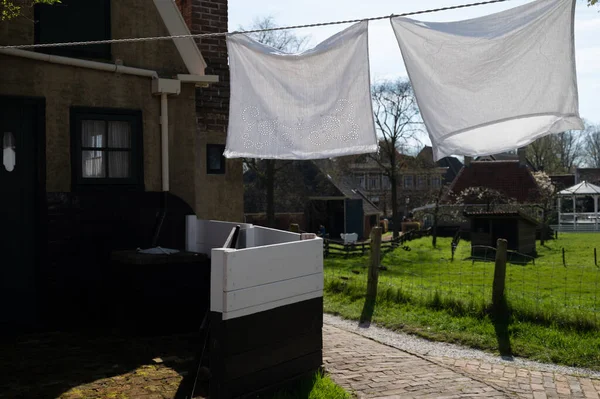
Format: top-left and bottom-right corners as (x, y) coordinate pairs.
(0, 48), (158, 78)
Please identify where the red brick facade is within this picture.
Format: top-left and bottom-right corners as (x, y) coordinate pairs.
(191, 0), (229, 133)
(175, 0), (193, 28)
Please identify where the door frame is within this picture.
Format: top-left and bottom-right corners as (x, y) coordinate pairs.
(0, 95), (46, 329)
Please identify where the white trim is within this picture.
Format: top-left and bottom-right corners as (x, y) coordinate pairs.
(152, 0), (207, 75)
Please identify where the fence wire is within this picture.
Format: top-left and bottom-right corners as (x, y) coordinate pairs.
(323, 241), (600, 330)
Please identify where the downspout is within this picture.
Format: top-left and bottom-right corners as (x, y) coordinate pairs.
(151, 79), (180, 247)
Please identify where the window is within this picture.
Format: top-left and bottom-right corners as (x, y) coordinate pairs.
(71, 108), (143, 190)
(431, 176), (441, 188)
(207, 144), (226, 174)
(403, 175), (413, 189)
(369, 177), (379, 190)
(2, 132), (15, 172)
(35, 0), (111, 59)
(417, 175), (427, 189)
(382, 176), (390, 189)
(358, 175), (365, 189)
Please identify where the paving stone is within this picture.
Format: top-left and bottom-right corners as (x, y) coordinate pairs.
(323, 323), (600, 399)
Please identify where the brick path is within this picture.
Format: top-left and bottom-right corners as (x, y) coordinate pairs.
(323, 324), (600, 399)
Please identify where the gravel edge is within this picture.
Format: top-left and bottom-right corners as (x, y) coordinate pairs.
(324, 313), (600, 379)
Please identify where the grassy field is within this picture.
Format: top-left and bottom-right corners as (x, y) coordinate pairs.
(269, 372), (350, 399)
(324, 233), (600, 370)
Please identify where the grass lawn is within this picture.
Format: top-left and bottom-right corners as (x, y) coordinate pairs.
(324, 233), (600, 370)
(269, 372), (351, 399)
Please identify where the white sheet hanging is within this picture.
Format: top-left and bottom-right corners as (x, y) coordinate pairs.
(224, 21), (378, 160)
(391, 0), (583, 161)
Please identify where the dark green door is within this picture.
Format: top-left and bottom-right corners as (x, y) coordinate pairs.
(0, 99), (39, 329)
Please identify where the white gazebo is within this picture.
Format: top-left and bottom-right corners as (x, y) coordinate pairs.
(557, 181), (600, 232)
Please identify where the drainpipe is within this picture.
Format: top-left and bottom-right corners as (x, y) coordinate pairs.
(160, 93), (169, 192)
(151, 79), (180, 247)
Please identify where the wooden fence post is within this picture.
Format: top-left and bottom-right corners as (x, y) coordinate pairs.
(366, 227), (382, 301)
(492, 239), (508, 308)
(491, 238), (512, 356)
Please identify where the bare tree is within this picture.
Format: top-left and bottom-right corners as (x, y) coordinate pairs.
(241, 16), (309, 53)
(554, 130), (583, 173)
(371, 79), (422, 238)
(526, 136), (559, 172)
(525, 130), (584, 174)
(240, 17), (309, 227)
(584, 124), (600, 168)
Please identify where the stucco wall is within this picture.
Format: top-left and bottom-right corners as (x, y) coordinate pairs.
(0, 56), (197, 211)
(0, 0), (243, 221)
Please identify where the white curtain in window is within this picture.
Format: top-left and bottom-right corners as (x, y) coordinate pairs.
(2, 132), (16, 172)
(82, 120), (105, 178)
(108, 121), (131, 178)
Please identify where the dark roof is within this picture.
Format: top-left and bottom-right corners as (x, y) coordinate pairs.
(448, 161), (540, 203)
(417, 146), (463, 184)
(476, 152), (519, 161)
(464, 211), (538, 225)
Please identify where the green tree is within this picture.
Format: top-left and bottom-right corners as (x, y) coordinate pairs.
(1, 0), (59, 21)
(588, 0), (597, 6)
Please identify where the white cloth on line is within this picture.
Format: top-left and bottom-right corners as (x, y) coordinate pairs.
(391, 0), (583, 161)
(224, 21), (378, 160)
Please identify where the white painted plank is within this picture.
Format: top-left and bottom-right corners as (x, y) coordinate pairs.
(211, 248), (233, 312)
(223, 273), (324, 312)
(222, 290), (323, 320)
(224, 239), (323, 291)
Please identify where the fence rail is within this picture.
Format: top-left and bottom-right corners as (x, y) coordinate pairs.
(323, 229), (431, 258)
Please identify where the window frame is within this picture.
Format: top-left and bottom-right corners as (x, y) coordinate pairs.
(206, 144), (226, 175)
(403, 175), (414, 189)
(34, 0), (112, 60)
(71, 107), (144, 191)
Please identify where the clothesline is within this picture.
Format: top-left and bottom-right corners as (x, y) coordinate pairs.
(0, 0), (512, 50)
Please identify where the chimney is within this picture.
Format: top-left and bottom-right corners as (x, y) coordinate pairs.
(464, 156), (472, 167)
(517, 147), (526, 167)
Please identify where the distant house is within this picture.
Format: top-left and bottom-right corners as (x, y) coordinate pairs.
(448, 160), (540, 204)
(347, 143), (447, 217)
(576, 168), (600, 186)
(549, 174), (576, 192)
(244, 161), (381, 239)
(416, 145), (463, 185)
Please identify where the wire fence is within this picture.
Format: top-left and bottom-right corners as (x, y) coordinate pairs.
(324, 241), (600, 330)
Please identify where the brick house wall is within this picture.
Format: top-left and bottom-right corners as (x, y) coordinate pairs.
(190, 0), (244, 222)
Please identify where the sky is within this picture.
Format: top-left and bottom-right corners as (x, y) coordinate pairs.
(229, 0), (600, 149)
